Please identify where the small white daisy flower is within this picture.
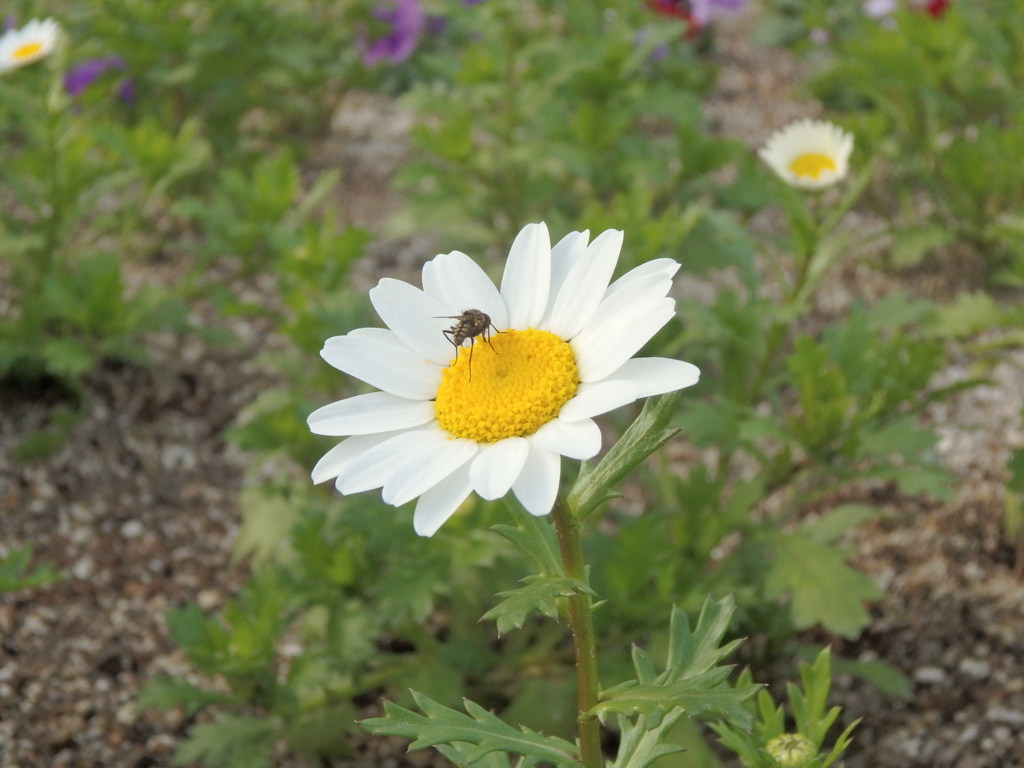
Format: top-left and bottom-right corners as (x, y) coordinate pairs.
(0, 18), (62, 73)
(308, 223), (700, 536)
(758, 118), (854, 190)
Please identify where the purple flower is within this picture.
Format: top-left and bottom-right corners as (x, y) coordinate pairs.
(689, 0), (744, 26)
(116, 78), (135, 105)
(4, 15), (16, 32)
(361, 0), (425, 65)
(64, 56), (125, 97)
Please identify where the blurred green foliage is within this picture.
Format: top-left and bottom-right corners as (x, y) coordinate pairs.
(2, 0), (1021, 765)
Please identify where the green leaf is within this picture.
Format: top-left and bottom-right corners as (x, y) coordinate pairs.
(569, 392), (681, 519)
(890, 224), (954, 268)
(1008, 446), (1024, 494)
(609, 709), (687, 768)
(173, 713), (277, 768)
(596, 671), (752, 730)
(502, 677), (577, 738)
(677, 210), (758, 290)
(857, 416), (936, 459)
(888, 465), (954, 501)
(234, 482), (305, 563)
(826, 653), (913, 700)
(665, 599), (743, 679)
(493, 501), (563, 576)
(799, 504), (879, 545)
(137, 676), (234, 717)
(40, 338), (95, 379)
(763, 534), (882, 638)
(481, 575), (594, 635)
(596, 598), (758, 731)
(0, 546), (62, 592)
(928, 291), (1006, 339)
(785, 336), (852, 454)
(361, 691), (580, 768)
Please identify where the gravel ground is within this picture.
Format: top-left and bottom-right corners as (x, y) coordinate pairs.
(2, 6), (1024, 768)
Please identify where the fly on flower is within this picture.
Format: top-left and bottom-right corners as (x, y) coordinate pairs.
(308, 222), (701, 536)
(436, 309), (499, 381)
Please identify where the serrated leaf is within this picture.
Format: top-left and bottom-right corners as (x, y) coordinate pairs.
(597, 598), (758, 731)
(595, 670), (755, 731)
(173, 713), (277, 768)
(928, 291), (1005, 339)
(609, 708), (687, 768)
(857, 416), (936, 459)
(799, 504), (879, 545)
(362, 691), (580, 768)
(666, 600), (743, 680)
(764, 534), (881, 638)
(482, 575), (593, 635)
(435, 744), (512, 768)
(138, 676), (234, 717)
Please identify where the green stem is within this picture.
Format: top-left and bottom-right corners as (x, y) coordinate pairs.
(550, 495), (602, 768)
(40, 62), (66, 286)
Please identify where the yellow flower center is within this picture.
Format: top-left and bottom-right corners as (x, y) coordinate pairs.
(789, 152), (836, 179)
(13, 42), (43, 60)
(435, 328), (578, 443)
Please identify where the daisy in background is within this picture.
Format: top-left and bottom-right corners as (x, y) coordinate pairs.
(0, 18), (61, 74)
(758, 118), (854, 190)
(308, 223), (700, 536)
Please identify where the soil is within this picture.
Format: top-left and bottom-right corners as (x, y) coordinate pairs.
(2, 6), (1023, 768)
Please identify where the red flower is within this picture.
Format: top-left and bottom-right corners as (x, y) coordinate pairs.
(923, 0), (949, 17)
(645, 0), (700, 38)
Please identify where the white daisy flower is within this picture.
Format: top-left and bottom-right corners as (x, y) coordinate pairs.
(758, 118), (854, 190)
(0, 18), (62, 74)
(308, 223), (700, 536)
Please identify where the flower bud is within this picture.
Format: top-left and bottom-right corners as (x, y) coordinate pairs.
(765, 733), (816, 767)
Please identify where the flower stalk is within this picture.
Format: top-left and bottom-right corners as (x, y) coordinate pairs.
(550, 494), (602, 768)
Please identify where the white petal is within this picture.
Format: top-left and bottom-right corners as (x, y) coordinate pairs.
(469, 437), (529, 500)
(383, 435), (479, 507)
(369, 278), (453, 363)
(348, 327), (407, 347)
(559, 380), (639, 421)
(605, 357), (701, 397)
(605, 258), (679, 298)
(422, 251), (509, 330)
(500, 223), (551, 329)
(307, 392), (435, 436)
(547, 230), (590, 311)
(532, 418), (601, 460)
(511, 445), (561, 516)
(413, 462), (474, 536)
(573, 297), (676, 383)
(335, 428), (441, 495)
(321, 334), (440, 400)
(547, 228), (623, 340)
(758, 118), (854, 190)
(311, 431), (403, 484)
